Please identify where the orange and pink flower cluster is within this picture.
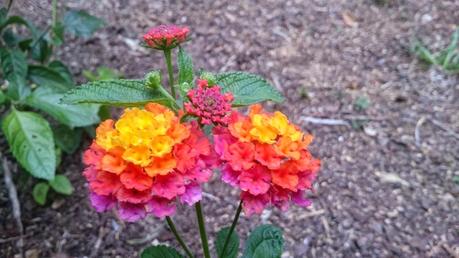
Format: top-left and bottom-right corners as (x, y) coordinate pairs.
(82, 103), (216, 221)
(213, 105), (320, 215)
(143, 24), (189, 50)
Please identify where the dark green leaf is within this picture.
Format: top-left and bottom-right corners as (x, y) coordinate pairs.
(242, 225), (284, 258)
(0, 90), (6, 105)
(27, 65), (73, 91)
(63, 10), (104, 38)
(26, 86), (100, 128)
(141, 245), (184, 258)
(83, 67), (122, 81)
(55, 146), (62, 167)
(49, 174), (73, 195)
(32, 182), (49, 205)
(215, 72), (284, 106)
(61, 79), (178, 109)
(2, 109), (56, 180)
(49, 60), (74, 85)
(53, 124), (82, 154)
(216, 227), (240, 258)
(51, 21), (65, 46)
(0, 15), (38, 37)
(2, 28), (21, 47)
(178, 47), (194, 85)
(0, 48), (29, 100)
(31, 38), (52, 63)
(0, 7), (7, 25)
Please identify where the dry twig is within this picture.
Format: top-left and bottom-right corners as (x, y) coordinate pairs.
(300, 116), (350, 126)
(1, 154), (24, 258)
(415, 116), (426, 147)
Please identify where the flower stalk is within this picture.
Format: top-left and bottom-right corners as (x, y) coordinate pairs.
(195, 201), (211, 258)
(166, 216), (194, 258)
(219, 201), (243, 257)
(164, 48), (176, 99)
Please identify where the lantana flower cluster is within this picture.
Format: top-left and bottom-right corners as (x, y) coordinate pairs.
(213, 104), (321, 215)
(185, 79), (234, 125)
(143, 24), (189, 50)
(83, 103), (215, 221)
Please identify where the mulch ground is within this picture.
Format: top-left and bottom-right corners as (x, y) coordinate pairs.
(1, 0), (458, 257)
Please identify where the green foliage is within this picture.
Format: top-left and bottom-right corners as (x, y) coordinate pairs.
(26, 86), (100, 128)
(140, 245), (184, 258)
(32, 182), (49, 205)
(353, 96), (371, 111)
(242, 225), (284, 258)
(27, 65), (72, 91)
(200, 71), (217, 86)
(215, 72), (284, 106)
(216, 227), (240, 258)
(2, 109), (56, 180)
(145, 70), (162, 89)
(412, 28), (459, 73)
(177, 47), (194, 85)
(0, 48), (29, 100)
(0, 4), (103, 204)
(83, 66), (122, 81)
(63, 10), (104, 38)
(62, 79), (178, 110)
(49, 174), (74, 195)
(53, 125), (82, 154)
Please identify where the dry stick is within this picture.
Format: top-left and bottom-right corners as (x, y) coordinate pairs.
(2, 155), (24, 258)
(415, 116), (426, 147)
(300, 116), (350, 126)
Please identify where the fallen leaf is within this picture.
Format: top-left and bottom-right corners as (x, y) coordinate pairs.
(342, 11), (358, 27)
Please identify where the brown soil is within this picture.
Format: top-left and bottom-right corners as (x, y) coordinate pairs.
(1, 0), (458, 257)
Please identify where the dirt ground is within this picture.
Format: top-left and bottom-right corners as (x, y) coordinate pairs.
(1, 0), (458, 257)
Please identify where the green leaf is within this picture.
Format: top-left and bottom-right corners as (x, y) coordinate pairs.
(2, 109), (56, 180)
(51, 21), (65, 46)
(0, 90), (6, 105)
(63, 10), (104, 38)
(353, 96), (371, 111)
(0, 15), (38, 37)
(31, 38), (52, 63)
(48, 60), (74, 85)
(49, 174), (73, 195)
(32, 182), (49, 205)
(27, 65), (73, 91)
(2, 28), (21, 47)
(216, 227), (240, 258)
(178, 47), (194, 85)
(242, 225), (284, 258)
(53, 124), (82, 154)
(55, 146), (62, 167)
(140, 245), (184, 258)
(83, 67), (122, 81)
(215, 72), (284, 106)
(61, 79), (178, 109)
(411, 41), (436, 65)
(26, 86), (100, 128)
(0, 48), (29, 100)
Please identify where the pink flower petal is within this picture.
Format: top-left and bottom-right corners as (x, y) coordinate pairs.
(221, 165), (241, 187)
(118, 202), (146, 222)
(238, 165), (271, 195)
(89, 192), (115, 212)
(146, 197), (176, 219)
(180, 183), (202, 206)
(291, 191), (312, 207)
(241, 191), (270, 216)
(152, 172), (186, 200)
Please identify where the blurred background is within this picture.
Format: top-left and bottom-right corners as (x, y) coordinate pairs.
(1, 0), (458, 257)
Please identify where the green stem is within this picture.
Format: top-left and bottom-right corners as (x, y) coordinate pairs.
(51, 0), (58, 29)
(195, 201), (211, 258)
(219, 201), (243, 257)
(166, 216), (194, 258)
(163, 48), (176, 99)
